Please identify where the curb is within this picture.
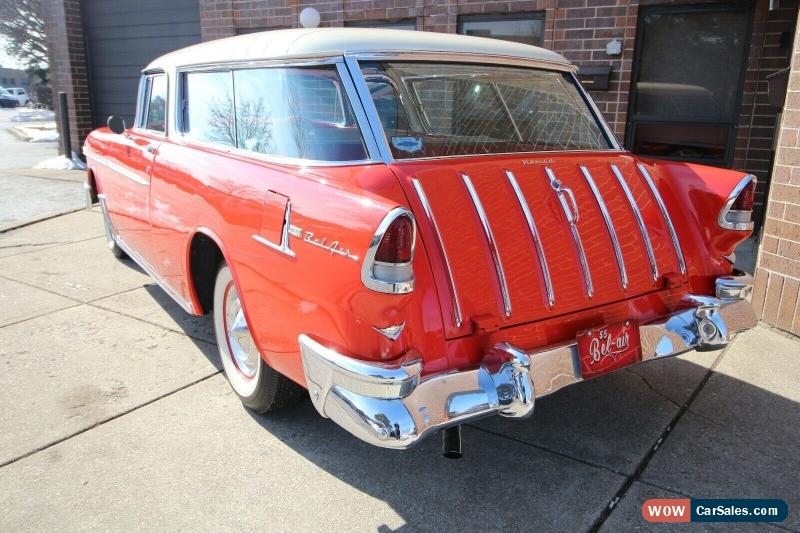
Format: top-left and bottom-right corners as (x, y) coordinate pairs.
(5, 126), (31, 142)
(0, 207), (90, 234)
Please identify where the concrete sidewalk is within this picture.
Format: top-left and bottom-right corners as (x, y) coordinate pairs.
(0, 210), (797, 532)
(0, 168), (87, 230)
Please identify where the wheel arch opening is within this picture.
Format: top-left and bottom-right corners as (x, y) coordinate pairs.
(189, 232), (224, 315)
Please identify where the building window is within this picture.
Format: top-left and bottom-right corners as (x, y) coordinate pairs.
(457, 12), (545, 47)
(345, 19), (417, 31)
(627, 3), (752, 166)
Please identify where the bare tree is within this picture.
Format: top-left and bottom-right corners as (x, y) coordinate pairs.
(0, 0), (48, 77)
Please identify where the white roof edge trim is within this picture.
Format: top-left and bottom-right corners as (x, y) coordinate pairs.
(144, 28), (574, 72)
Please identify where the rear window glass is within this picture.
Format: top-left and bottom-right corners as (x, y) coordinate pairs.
(360, 62), (612, 159)
(182, 65), (368, 162)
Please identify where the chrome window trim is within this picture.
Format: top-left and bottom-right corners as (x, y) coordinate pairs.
(717, 174), (757, 231)
(348, 51), (576, 73)
(505, 170), (554, 308)
(462, 173), (512, 317)
(545, 167), (593, 298)
(580, 165), (628, 290)
(84, 147), (148, 186)
(343, 55), (394, 163)
(610, 164), (659, 283)
(636, 163), (687, 275)
(251, 199), (296, 258)
(568, 72), (621, 151)
(411, 178), (463, 328)
(360, 207), (416, 294)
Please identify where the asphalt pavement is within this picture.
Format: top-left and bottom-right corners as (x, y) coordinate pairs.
(0, 209), (797, 532)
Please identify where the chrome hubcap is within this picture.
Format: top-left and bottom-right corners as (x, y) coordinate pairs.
(224, 283), (258, 379)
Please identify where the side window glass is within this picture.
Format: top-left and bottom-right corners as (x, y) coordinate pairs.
(233, 66), (367, 161)
(183, 71), (235, 146)
(145, 74), (167, 133)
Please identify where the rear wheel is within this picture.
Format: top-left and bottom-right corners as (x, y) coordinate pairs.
(213, 264), (301, 413)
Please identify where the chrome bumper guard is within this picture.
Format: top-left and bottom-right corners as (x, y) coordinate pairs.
(299, 289), (756, 450)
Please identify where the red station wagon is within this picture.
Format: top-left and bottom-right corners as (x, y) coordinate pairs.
(84, 29), (757, 455)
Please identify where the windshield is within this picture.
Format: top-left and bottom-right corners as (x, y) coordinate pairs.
(361, 62), (612, 159)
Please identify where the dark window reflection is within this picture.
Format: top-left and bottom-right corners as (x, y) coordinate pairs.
(145, 74), (167, 132)
(629, 6), (750, 164)
(458, 13), (545, 46)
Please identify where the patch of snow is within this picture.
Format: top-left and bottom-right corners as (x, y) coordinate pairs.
(34, 152), (87, 170)
(27, 128), (59, 143)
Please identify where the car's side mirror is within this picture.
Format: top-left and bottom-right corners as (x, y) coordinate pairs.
(107, 115), (126, 135)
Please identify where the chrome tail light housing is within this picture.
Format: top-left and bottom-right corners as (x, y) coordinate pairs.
(361, 207), (416, 294)
(718, 175), (757, 231)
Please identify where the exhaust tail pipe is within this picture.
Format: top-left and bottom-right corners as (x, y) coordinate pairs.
(442, 425), (462, 459)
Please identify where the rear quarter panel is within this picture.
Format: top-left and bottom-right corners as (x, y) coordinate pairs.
(151, 141), (448, 386)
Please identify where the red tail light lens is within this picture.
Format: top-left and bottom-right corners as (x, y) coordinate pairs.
(731, 180), (755, 211)
(375, 215), (413, 263)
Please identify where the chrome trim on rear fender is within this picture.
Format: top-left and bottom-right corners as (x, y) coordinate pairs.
(298, 290), (755, 449)
(252, 199), (296, 258)
(611, 164), (658, 283)
(636, 163), (686, 275)
(546, 167), (593, 298)
(411, 178), (463, 327)
(580, 166), (628, 290)
(505, 170), (555, 308)
(462, 173), (512, 317)
(718, 174), (757, 231)
(361, 207), (416, 294)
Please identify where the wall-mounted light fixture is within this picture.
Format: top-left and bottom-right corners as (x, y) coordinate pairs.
(299, 7), (321, 28)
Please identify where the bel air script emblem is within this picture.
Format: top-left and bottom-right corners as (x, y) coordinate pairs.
(577, 319), (642, 379)
(588, 325), (630, 365)
(289, 226), (358, 261)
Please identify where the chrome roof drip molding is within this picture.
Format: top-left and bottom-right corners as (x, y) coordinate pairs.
(610, 164), (659, 283)
(579, 166), (628, 290)
(462, 173), (512, 317)
(411, 178), (463, 328)
(635, 163), (686, 275)
(505, 170), (555, 308)
(545, 167), (593, 299)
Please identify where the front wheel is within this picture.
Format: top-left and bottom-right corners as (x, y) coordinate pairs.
(212, 264), (302, 413)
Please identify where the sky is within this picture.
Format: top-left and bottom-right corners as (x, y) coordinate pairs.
(0, 36), (25, 69)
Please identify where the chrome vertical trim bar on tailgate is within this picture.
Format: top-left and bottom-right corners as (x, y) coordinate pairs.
(411, 178), (463, 328)
(610, 164), (659, 283)
(462, 173), (512, 317)
(545, 167), (593, 298)
(580, 166), (628, 290)
(505, 170), (555, 308)
(636, 163), (687, 275)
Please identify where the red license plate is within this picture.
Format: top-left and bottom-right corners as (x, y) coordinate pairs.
(577, 319), (642, 379)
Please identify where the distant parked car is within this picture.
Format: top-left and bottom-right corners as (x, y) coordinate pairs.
(0, 87), (17, 108)
(6, 88), (31, 107)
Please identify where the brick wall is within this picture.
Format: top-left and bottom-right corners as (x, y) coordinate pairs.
(41, 0), (93, 156)
(752, 14), (800, 337)
(208, 0), (796, 226)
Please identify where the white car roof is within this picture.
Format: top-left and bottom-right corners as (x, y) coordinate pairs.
(145, 28), (573, 71)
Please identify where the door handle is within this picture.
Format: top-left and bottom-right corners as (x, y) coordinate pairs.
(145, 144), (157, 154)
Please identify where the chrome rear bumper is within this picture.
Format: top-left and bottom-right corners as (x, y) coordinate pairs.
(299, 291), (756, 450)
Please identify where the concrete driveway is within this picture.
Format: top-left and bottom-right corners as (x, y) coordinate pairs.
(0, 210), (797, 532)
